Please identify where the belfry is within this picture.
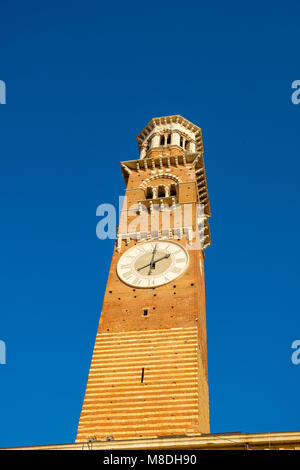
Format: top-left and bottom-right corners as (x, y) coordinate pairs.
(76, 115), (211, 442)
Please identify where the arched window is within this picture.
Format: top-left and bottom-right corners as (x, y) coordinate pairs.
(170, 183), (177, 197)
(166, 134), (171, 144)
(158, 185), (165, 198)
(184, 140), (191, 150)
(160, 135), (165, 146)
(180, 136), (183, 147)
(146, 187), (153, 199)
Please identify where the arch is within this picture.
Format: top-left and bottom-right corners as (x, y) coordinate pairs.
(139, 173), (182, 190)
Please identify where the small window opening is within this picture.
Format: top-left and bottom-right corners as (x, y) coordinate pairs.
(143, 309), (148, 316)
(158, 185), (165, 197)
(141, 368), (145, 383)
(146, 187), (153, 199)
(180, 136), (183, 147)
(160, 135), (165, 145)
(167, 134), (171, 144)
(170, 184), (177, 196)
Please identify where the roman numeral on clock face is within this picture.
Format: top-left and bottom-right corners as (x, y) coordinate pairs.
(122, 271), (133, 280)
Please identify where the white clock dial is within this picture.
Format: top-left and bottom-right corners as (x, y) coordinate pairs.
(117, 241), (189, 288)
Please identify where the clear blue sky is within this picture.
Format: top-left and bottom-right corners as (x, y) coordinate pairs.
(0, 0), (299, 447)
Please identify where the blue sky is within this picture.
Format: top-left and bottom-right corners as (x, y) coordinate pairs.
(0, 0), (299, 447)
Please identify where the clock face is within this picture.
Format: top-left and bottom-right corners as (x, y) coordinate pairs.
(117, 241), (189, 288)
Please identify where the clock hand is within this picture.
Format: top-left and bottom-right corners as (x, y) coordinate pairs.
(137, 253), (170, 272)
(151, 253), (170, 271)
(148, 244), (157, 275)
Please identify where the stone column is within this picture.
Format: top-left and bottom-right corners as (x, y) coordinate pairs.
(140, 143), (147, 159)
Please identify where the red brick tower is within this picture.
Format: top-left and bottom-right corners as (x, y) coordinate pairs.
(76, 115), (211, 442)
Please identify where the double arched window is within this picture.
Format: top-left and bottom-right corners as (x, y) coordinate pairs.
(160, 134), (171, 146)
(179, 136), (190, 149)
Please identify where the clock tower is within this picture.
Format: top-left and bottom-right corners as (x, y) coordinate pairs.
(76, 115), (211, 442)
